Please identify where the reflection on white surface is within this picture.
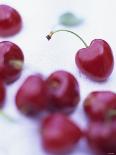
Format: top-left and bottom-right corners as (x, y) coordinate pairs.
(0, 0), (115, 155)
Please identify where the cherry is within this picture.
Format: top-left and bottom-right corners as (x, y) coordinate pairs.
(46, 70), (80, 113)
(86, 121), (116, 154)
(16, 74), (48, 116)
(41, 113), (83, 153)
(84, 91), (116, 122)
(0, 41), (24, 83)
(0, 80), (6, 108)
(0, 5), (22, 37)
(76, 39), (114, 81)
(47, 30), (114, 81)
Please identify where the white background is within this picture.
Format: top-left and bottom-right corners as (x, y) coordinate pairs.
(0, 0), (115, 155)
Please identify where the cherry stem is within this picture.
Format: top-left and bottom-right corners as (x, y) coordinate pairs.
(0, 110), (15, 122)
(46, 29), (88, 48)
(9, 60), (24, 70)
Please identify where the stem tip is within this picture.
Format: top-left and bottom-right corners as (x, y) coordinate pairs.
(46, 32), (54, 41)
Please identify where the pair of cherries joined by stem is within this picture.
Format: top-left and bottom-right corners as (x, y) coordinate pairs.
(47, 30), (114, 81)
(16, 71), (80, 116)
(83, 91), (116, 154)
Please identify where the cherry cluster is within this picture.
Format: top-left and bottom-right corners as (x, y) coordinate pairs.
(0, 4), (115, 155)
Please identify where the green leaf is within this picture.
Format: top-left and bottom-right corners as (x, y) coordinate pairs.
(59, 12), (83, 27)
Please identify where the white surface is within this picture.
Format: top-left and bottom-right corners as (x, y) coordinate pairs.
(0, 0), (115, 155)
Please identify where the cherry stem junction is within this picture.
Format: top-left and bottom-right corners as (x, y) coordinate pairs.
(46, 29), (88, 48)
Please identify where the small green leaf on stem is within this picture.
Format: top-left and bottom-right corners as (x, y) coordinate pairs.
(59, 12), (83, 27)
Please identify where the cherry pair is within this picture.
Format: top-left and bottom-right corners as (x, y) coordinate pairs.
(84, 91), (116, 154)
(47, 30), (114, 82)
(16, 70), (80, 116)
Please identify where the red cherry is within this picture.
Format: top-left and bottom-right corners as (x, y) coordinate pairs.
(0, 80), (6, 108)
(46, 70), (80, 113)
(86, 121), (116, 154)
(41, 113), (83, 153)
(16, 74), (48, 116)
(0, 41), (24, 83)
(76, 39), (114, 81)
(46, 30), (114, 81)
(0, 5), (22, 37)
(84, 91), (116, 121)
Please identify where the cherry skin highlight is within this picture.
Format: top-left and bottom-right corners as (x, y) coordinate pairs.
(0, 5), (22, 37)
(0, 41), (24, 83)
(41, 113), (83, 153)
(0, 80), (6, 108)
(86, 121), (116, 154)
(84, 91), (116, 122)
(16, 74), (48, 116)
(46, 70), (80, 113)
(76, 39), (114, 81)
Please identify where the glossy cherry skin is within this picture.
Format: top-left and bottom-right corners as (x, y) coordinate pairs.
(0, 41), (24, 83)
(16, 74), (48, 116)
(41, 113), (83, 153)
(0, 80), (6, 108)
(75, 39), (114, 81)
(84, 91), (116, 122)
(86, 121), (116, 154)
(46, 70), (80, 113)
(0, 5), (22, 37)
